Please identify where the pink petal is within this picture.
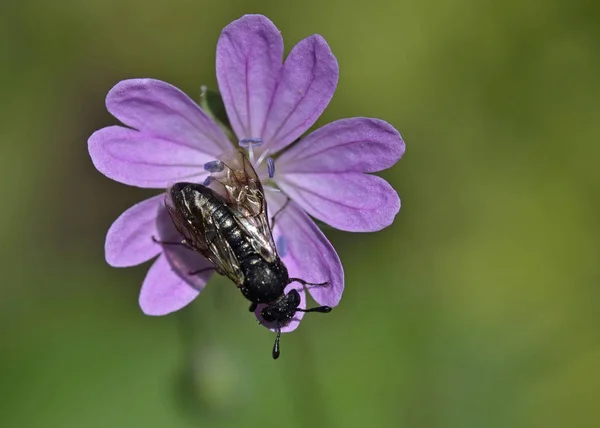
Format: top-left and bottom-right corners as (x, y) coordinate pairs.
(139, 254), (206, 316)
(89, 125), (212, 188)
(262, 35), (339, 153)
(216, 15), (283, 140)
(254, 282), (306, 334)
(277, 172), (400, 232)
(268, 192), (344, 308)
(276, 118), (405, 173)
(106, 79), (231, 156)
(105, 194), (163, 267)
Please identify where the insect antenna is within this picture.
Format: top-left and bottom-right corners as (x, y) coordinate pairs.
(272, 323), (282, 359)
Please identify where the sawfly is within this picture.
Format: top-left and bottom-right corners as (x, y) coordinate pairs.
(160, 150), (331, 359)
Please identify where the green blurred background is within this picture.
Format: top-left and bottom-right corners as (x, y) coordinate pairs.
(1, 1), (599, 427)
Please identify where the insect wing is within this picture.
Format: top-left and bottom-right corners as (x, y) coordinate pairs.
(164, 189), (209, 253)
(164, 183), (244, 284)
(207, 150), (278, 262)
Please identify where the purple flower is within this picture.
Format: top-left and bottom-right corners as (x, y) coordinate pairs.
(88, 14), (404, 333)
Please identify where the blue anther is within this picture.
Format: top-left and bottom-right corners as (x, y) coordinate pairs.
(203, 160), (224, 173)
(276, 235), (287, 257)
(202, 176), (212, 186)
(239, 138), (264, 148)
(267, 157), (275, 178)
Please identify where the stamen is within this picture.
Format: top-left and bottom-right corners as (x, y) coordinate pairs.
(203, 160), (224, 173)
(256, 148), (271, 166)
(267, 157), (275, 178)
(203, 176), (212, 186)
(239, 138), (263, 165)
(264, 185), (281, 193)
(276, 235), (287, 257)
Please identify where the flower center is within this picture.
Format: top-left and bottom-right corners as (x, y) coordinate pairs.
(238, 138), (276, 180)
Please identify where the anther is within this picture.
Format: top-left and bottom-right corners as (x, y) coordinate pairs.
(276, 235), (287, 257)
(239, 138), (264, 148)
(203, 176), (212, 186)
(203, 160), (224, 173)
(267, 157), (275, 178)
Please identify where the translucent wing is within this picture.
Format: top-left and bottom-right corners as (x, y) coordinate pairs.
(165, 183), (244, 285)
(206, 150), (278, 262)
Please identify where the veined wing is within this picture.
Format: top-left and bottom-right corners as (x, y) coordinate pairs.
(206, 150), (278, 263)
(165, 182), (244, 285)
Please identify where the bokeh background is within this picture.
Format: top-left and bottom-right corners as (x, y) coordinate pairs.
(1, 1), (599, 427)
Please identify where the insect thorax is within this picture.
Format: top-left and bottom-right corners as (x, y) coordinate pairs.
(240, 257), (289, 304)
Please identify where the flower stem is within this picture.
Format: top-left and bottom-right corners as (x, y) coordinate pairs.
(285, 327), (332, 428)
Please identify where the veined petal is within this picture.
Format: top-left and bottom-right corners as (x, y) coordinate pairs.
(255, 282), (306, 333)
(89, 125), (212, 188)
(277, 172), (400, 232)
(139, 254), (205, 316)
(216, 14), (283, 139)
(267, 192), (344, 308)
(276, 118), (405, 173)
(262, 35), (339, 153)
(105, 194), (163, 267)
(106, 78), (231, 155)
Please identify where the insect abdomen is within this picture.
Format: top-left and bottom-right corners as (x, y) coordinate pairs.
(207, 199), (255, 260)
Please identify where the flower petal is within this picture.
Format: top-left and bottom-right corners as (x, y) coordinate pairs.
(139, 254), (205, 316)
(276, 118), (405, 173)
(267, 192), (344, 308)
(216, 15), (283, 139)
(89, 125), (213, 188)
(277, 172), (400, 232)
(261, 35), (339, 153)
(254, 282), (306, 334)
(106, 79), (231, 156)
(105, 194), (163, 267)
(137, 200), (214, 316)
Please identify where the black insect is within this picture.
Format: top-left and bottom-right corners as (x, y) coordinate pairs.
(161, 150), (331, 359)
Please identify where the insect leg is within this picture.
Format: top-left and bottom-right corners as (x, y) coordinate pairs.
(152, 236), (189, 247)
(288, 278), (329, 287)
(270, 196), (291, 229)
(272, 322), (281, 360)
(188, 267), (215, 276)
(296, 305), (332, 313)
(248, 302), (258, 312)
